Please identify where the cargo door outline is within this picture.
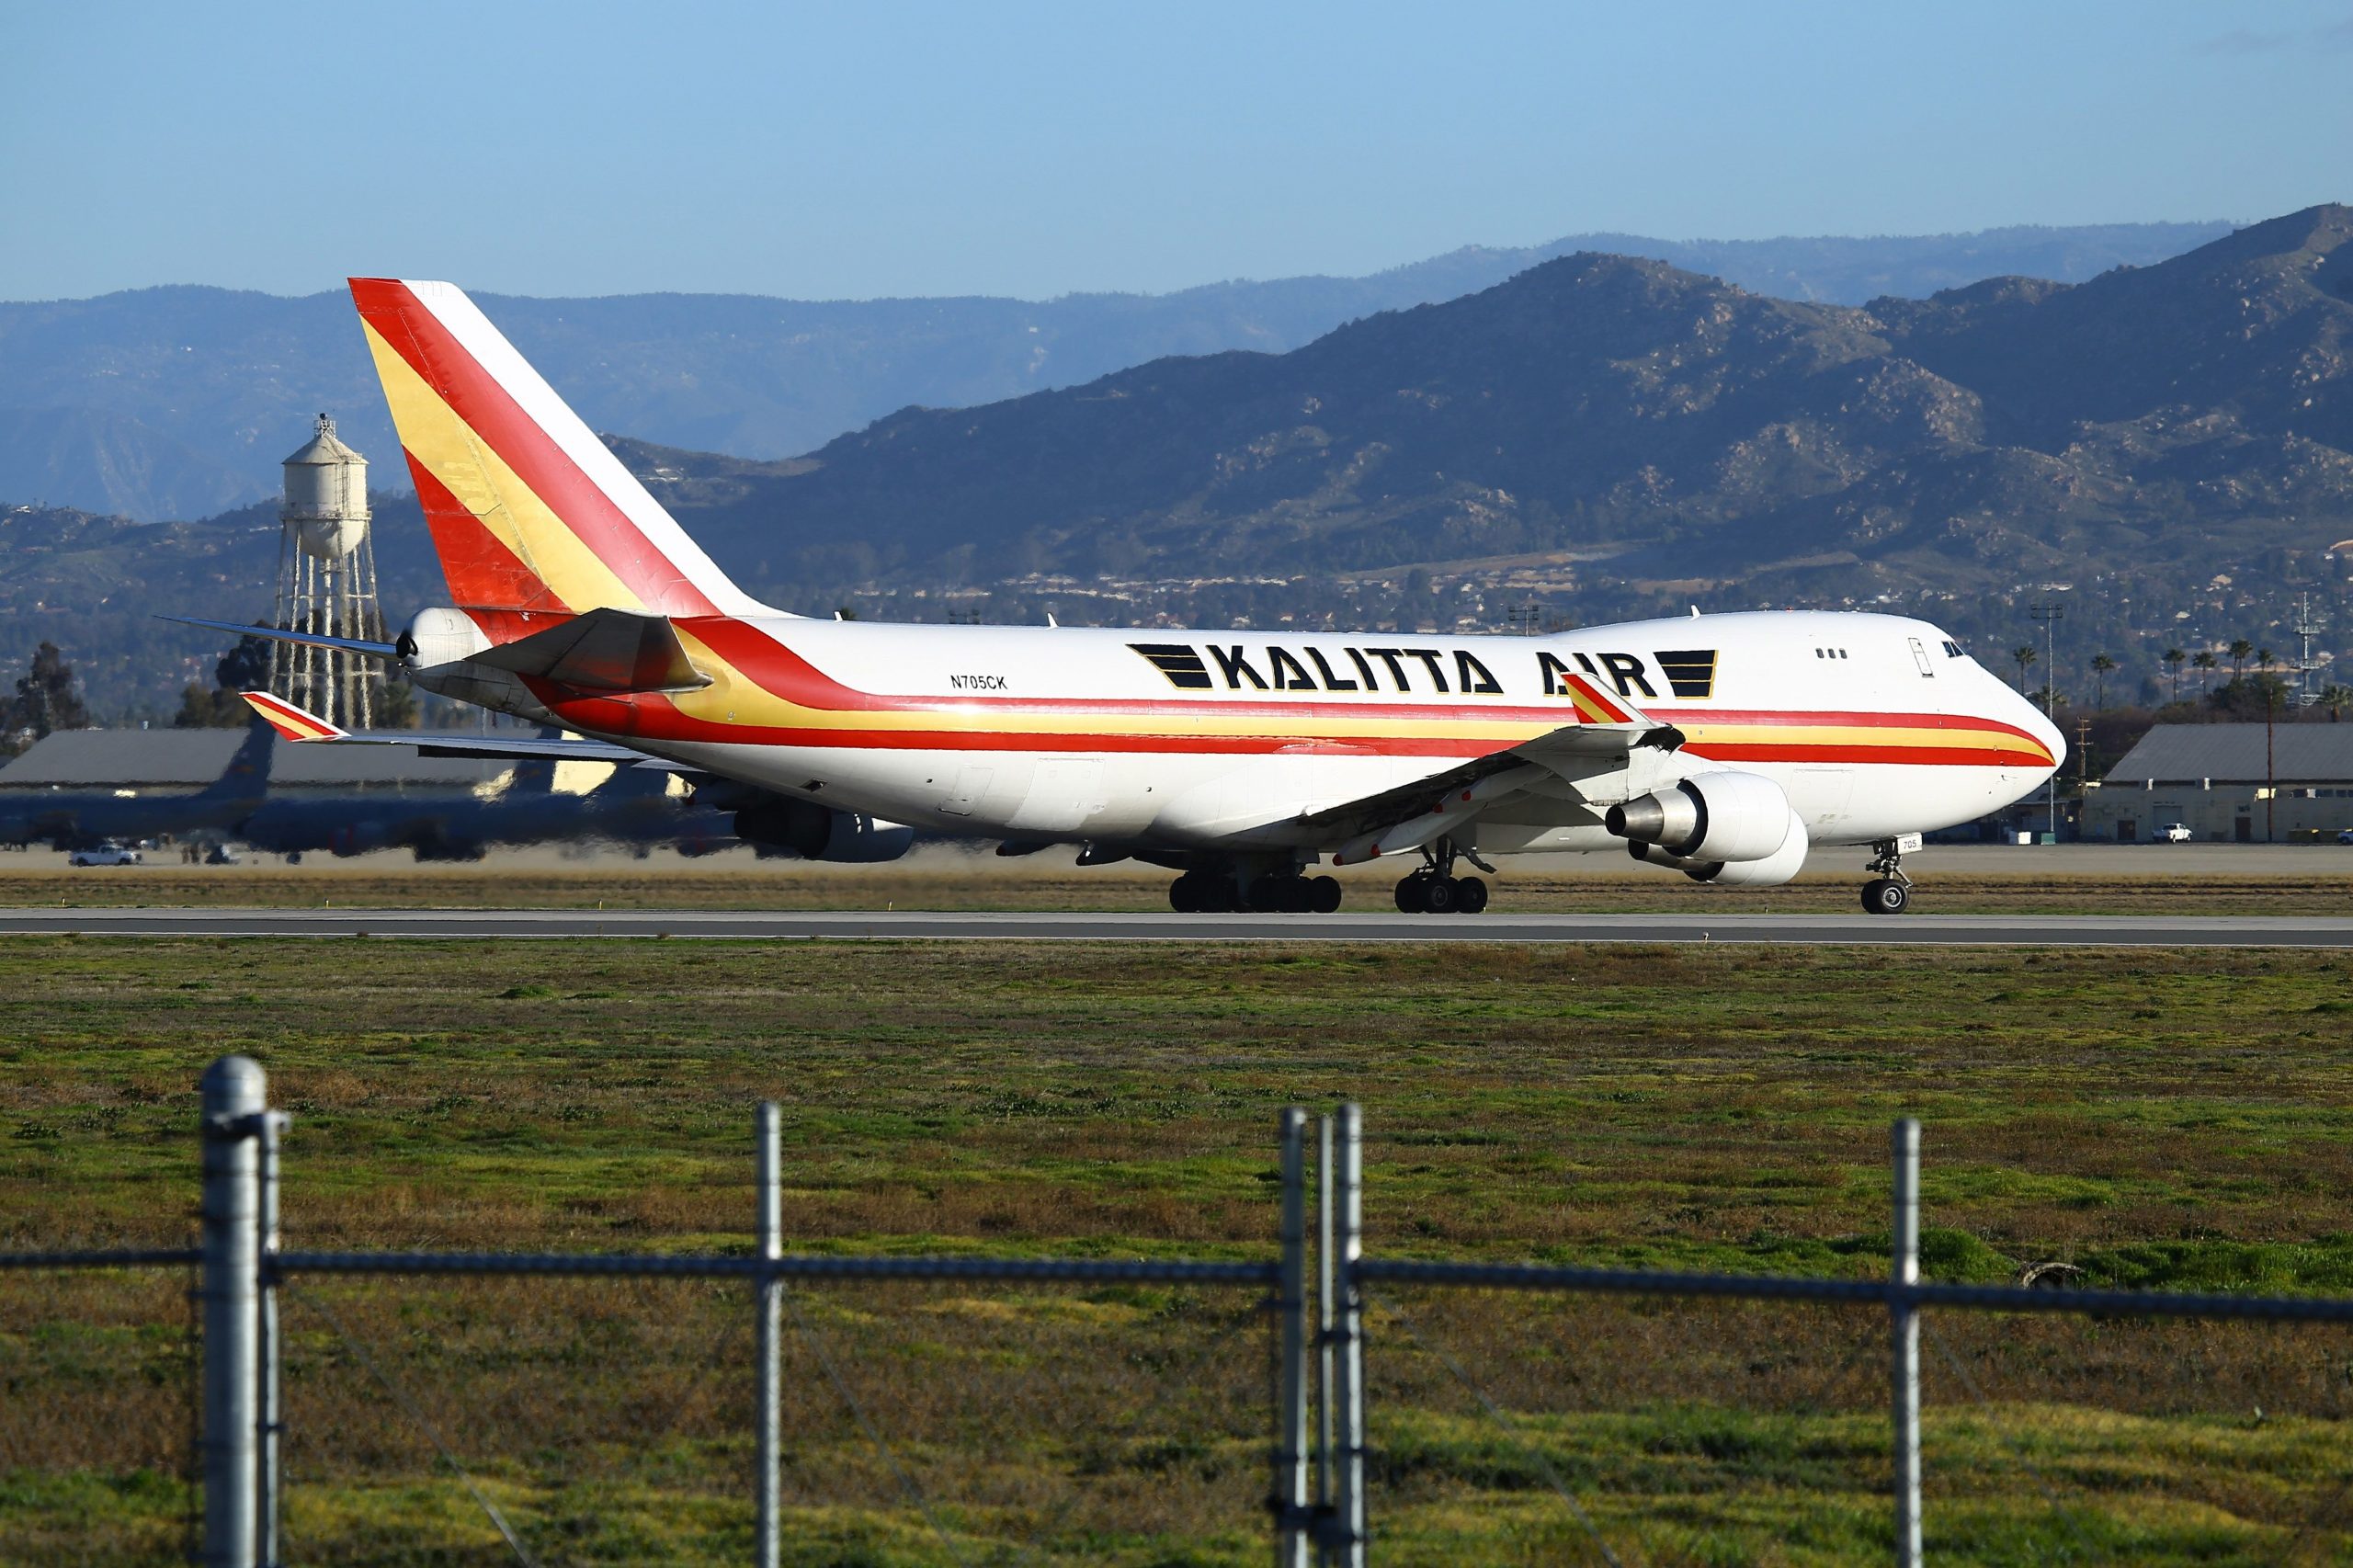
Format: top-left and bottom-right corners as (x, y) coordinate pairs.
(940, 765), (995, 817)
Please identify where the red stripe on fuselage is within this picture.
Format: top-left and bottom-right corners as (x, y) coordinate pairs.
(676, 619), (2048, 753)
(538, 691), (2052, 768)
(351, 278), (720, 619)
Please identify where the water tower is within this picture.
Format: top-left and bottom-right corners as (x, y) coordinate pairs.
(270, 414), (384, 727)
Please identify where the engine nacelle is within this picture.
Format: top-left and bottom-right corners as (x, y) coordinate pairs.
(1622, 807), (1810, 887)
(1690, 809), (1810, 886)
(731, 794), (915, 863)
(1606, 770), (1794, 864)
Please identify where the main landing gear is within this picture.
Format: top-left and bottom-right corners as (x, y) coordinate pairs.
(1169, 869), (1342, 914)
(1861, 837), (1913, 915)
(1393, 838), (1491, 915)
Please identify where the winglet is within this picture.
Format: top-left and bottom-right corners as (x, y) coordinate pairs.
(1558, 672), (1642, 726)
(240, 691), (348, 742)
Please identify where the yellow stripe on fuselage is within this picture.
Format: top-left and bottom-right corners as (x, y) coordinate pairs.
(665, 631), (2040, 757)
(361, 322), (646, 615)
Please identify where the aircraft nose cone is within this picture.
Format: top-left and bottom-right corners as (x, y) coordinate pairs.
(2019, 693), (2066, 778)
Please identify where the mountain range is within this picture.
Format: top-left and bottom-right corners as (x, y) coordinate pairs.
(621, 207), (2352, 623)
(0, 222), (2229, 521)
(4, 208), (2347, 720)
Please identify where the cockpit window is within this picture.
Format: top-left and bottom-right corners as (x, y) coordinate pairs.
(1942, 640), (1965, 658)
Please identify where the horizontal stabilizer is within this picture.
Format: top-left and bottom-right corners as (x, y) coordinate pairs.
(240, 690), (349, 742)
(239, 690), (682, 769)
(470, 608), (711, 694)
(165, 615), (401, 659)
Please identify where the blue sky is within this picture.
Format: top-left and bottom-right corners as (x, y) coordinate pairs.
(3, 1), (2347, 302)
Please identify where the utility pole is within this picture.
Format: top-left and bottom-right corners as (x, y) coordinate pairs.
(2031, 604), (2063, 841)
(2267, 680), (2279, 844)
(2294, 593), (2328, 707)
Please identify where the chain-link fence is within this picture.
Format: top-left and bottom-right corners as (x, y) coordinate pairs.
(11, 1064), (2353, 1566)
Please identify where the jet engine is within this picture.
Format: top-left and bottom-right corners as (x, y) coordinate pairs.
(1606, 771), (1795, 864)
(729, 793), (915, 863)
(1623, 807), (1810, 887)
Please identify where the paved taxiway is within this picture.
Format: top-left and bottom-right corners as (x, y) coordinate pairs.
(4, 908), (2351, 947)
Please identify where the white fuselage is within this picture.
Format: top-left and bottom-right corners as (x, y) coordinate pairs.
(483, 608), (2063, 862)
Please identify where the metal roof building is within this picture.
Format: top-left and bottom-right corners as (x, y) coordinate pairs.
(0, 729), (509, 791)
(2088, 722), (2353, 844)
(2100, 722), (2353, 786)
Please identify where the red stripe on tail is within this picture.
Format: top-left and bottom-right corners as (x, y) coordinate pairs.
(351, 278), (719, 617)
(405, 454), (570, 617)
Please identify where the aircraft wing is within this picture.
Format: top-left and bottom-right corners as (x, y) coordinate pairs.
(1292, 719), (1682, 842)
(1290, 665), (1688, 863)
(237, 691), (688, 771)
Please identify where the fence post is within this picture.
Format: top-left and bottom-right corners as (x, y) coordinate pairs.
(199, 1055), (265, 1568)
(1329, 1104), (1365, 1568)
(756, 1102), (782, 1568)
(1892, 1119), (1922, 1568)
(256, 1105), (288, 1568)
(1276, 1108), (1311, 1567)
(1315, 1112), (1336, 1553)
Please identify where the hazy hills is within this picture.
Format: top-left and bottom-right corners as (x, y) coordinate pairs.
(629, 207), (2350, 576)
(0, 222), (2229, 520)
(8, 209), (2347, 719)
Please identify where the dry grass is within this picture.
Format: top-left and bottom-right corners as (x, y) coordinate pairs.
(7, 859), (2353, 914)
(6, 937), (2353, 1562)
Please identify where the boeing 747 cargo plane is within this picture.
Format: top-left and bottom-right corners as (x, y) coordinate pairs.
(190, 278), (2063, 915)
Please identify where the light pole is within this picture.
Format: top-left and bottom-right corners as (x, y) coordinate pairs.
(2030, 604), (2063, 841)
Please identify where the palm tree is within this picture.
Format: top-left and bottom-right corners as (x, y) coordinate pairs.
(2230, 639), (2254, 682)
(2192, 650), (2217, 694)
(2320, 684), (2352, 720)
(2163, 647), (2186, 703)
(2090, 653), (2117, 710)
(2012, 645), (2038, 695)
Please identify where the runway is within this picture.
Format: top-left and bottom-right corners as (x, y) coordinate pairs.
(5, 907), (2353, 947)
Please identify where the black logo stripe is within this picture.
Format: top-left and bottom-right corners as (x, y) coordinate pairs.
(1130, 642), (1213, 690)
(1654, 649), (1717, 699)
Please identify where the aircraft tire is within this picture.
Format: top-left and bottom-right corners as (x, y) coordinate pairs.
(1310, 876), (1342, 914)
(1393, 874), (1427, 914)
(1169, 875), (1199, 914)
(1453, 875), (1489, 914)
(1420, 875), (1459, 915)
(1862, 878), (1909, 915)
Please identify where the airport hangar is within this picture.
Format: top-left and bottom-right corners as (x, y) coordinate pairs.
(0, 727), (534, 843)
(2083, 722), (2353, 843)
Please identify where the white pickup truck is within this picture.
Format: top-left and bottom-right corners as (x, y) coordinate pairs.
(2156, 824), (2193, 844)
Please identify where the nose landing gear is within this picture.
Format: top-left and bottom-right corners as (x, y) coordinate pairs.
(1861, 837), (1914, 915)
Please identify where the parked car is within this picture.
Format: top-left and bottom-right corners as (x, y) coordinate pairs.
(67, 843), (143, 867)
(2156, 824), (2193, 843)
(2338, 828), (2353, 846)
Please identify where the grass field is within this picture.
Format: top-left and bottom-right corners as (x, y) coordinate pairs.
(6, 858), (2353, 915)
(6, 936), (2353, 1562)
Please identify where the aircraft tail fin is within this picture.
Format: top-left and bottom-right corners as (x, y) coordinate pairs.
(196, 714), (278, 801)
(347, 278), (777, 627)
